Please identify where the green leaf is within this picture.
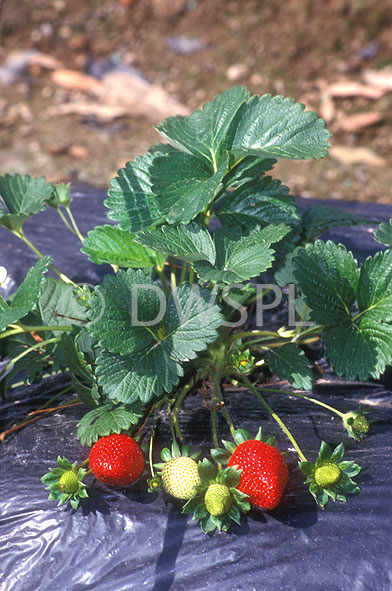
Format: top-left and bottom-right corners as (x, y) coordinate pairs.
(266, 343), (313, 390)
(217, 177), (299, 227)
(136, 222), (216, 264)
(39, 278), (89, 331)
(317, 441), (332, 462)
(0, 173), (53, 232)
(76, 402), (144, 446)
(219, 466), (241, 488)
(81, 225), (165, 268)
(105, 153), (163, 232)
(198, 458), (218, 483)
(95, 284), (223, 403)
(374, 219), (392, 247)
(231, 94), (330, 161)
(156, 86), (249, 168)
(151, 152), (227, 225)
(95, 345), (183, 404)
(293, 240), (359, 325)
(210, 447), (231, 464)
(356, 249), (392, 322)
(193, 223), (290, 284)
(87, 269), (166, 355)
(323, 317), (392, 380)
(301, 205), (376, 240)
(0, 257), (51, 330)
(221, 155), (276, 188)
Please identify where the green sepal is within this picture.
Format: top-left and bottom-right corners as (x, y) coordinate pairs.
(41, 456), (89, 510)
(198, 458), (219, 483)
(300, 441), (361, 508)
(233, 429), (252, 446)
(221, 440), (237, 455)
(210, 447), (231, 464)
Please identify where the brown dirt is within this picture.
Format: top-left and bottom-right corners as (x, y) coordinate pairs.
(1, 0), (392, 203)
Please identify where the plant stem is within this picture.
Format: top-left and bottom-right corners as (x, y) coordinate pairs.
(189, 267), (195, 285)
(56, 207), (77, 236)
(65, 205), (84, 242)
(228, 330), (280, 343)
(167, 399), (177, 444)
(240, 376), (308, 462)
(262, 387), (345, 418)
(0, 324), (73, 340)
(156, 268), (171, 297)
(292, 324), (322, 341)
(0, 336), (62, 379)
(13, 230), (76, 286)
(169, 258), (177, 291)
(30, 384), (74, 413)
(76, 458), (90, 470)
(173, 377), (196, 441)
(179, 262), (187, 284)
(210, 374), (220, 450)
(212, 367), (236, 438)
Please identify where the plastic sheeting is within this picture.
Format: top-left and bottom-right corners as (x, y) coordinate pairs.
(1, 189), (392, 591)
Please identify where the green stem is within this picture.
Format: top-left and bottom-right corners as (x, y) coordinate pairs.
(173, 377), (195, 441)
(189, 267), (195, 286)
(212, 367), (235, 438)
(179, 262), (187, 285)
(0, 336), (62, 379)
(14, 231), (76, 286)
(240, 376), (308, 462)
(169, 258), (177, 291)
(262, 387), (345, 418)
(156, 268), (170, 297)
(56, 207), (77, 236)
(292, 324), (322, 341)
(167, 399), (177, 445)
(76, 458), (90, 470)
(244, 287), (272, 305)
(65, 205), (84, 242)
(249, 336), (319, 350)
(33, 384), (74, 412)
(0, 324), (73, 340)
(229, 330), (280, 343)
(210, 374), (220, 451)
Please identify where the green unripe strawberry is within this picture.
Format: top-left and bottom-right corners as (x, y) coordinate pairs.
(204, 483), (232, 516)
(352, 415), (370, 434)
(162, 457), (201, 500)
(314, 463), (342, 488)
(59, 470), (79, 494)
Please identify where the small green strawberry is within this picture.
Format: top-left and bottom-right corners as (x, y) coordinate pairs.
(314, 463), (342, 488)
(204, 483), (232, 516)
(59, 470), (80, 494)
(183, 459), (250, 534)
(299, 441), (361, 507)
(343, 405), (371, 441)
(41, 456), (88, 510)
(153, 441), (201, 500)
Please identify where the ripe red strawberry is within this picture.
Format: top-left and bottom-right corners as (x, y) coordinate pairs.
(228, 439), (288, 510)
(89, 433), (144, 486)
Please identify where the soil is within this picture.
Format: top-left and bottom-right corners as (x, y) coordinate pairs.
(0, 0), (392, 203)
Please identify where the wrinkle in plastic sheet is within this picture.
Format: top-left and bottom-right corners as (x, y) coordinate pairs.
(1, 189), (392, 591)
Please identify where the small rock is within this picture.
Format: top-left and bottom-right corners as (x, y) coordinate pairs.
(226, 63), (249, 82)
(165, 36), (209, 56)
(151, 0), (187, 19)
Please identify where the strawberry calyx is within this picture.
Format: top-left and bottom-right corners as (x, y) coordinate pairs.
(299, 441), (361, 507)
(182, 458), (250, 534)
(210, 426), (277, 464)
(343, 404), (371, 441)
(41, 456), (88, 510)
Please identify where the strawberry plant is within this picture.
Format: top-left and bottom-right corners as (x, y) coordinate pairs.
(0, 86), (388, 533)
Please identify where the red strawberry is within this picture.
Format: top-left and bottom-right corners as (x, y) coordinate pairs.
(228, 439), (288, 510)
(89, 433), (144, 486)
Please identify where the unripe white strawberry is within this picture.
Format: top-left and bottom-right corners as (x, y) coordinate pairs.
(161, 457), (201, 500)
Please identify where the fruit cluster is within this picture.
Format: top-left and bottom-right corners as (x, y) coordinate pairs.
(42, 425), (361, 534)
